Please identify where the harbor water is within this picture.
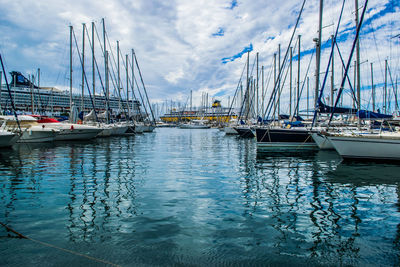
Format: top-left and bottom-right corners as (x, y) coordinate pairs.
(1, 128), (400, 266)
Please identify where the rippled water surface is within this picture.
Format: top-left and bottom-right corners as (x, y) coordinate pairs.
(1, 128), (400, 266)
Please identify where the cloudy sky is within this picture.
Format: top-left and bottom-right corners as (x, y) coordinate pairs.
(0, 0), (399, 115)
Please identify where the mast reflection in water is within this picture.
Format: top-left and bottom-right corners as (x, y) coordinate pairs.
(0, 128), (399, 266)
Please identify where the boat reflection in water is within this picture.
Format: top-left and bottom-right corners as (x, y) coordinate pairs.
(0, 129), (400, 266)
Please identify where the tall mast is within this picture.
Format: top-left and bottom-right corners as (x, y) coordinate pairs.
(278, 43), (281, 116)
(273, 53), (277, 119)
(353, 61), (356, 109)
(297, 35), (301, 117)
(307, 76), (309, 117)
(261, 65), (264, 114)
(256, 52), (259, 116)
(81, 23), (85, 113)
(126, 54), (129, 112)
(355, 0), (361, 127)
(0, 71), (2, 111)
(102, 18), (107, 87)
(69, 25), (73, 112)
(105, 50), (109, 123)
(331, 35), (334, 106)
(117, 40), (121, 111)
(30, 75), (34, 113)
(289, 46), (293, 116)
(92, 21), (95, 110)
(246, 51), (249, 119)
(371, 62), (375, 111)
(315, 0), (323, 107)
(131, 49), (137, 112)
(385, 59), (387, 113)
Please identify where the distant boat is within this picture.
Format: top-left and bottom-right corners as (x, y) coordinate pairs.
(179, 120), (210, 129)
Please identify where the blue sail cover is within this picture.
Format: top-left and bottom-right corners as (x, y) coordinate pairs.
(357, 110), (392, 119)
(317, 101), (358, 114)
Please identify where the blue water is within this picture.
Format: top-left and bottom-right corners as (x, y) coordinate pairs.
(1, 128), (400, 266)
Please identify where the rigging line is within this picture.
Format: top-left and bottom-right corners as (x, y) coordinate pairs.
(240, 55), (258, 122)
(270, 54), (292, 118)
(262, 0), (307, 120)
(116, 52), (132, 116)
(131, 62), (150, 121)
(125, 55), (138, 101)
(387, 63), (399, 110)
(107, 62), (129, 119)
(260, 57), (275, 114)
(248, 53), (257, 80)
(0, 222), (121, 267)
(133, 50), (156, 124)
(293, 49), (315, 120)
(94, 24), (130, 117)
(369, 16), (385, 88)
(335, 42), (357, 103)
(227, 57), (248, 120)
(72, 28), (99, 122)
(128, 58), (149, 122)
(328, 0), (369, 126)
(264, 49), (294, 120)
(84, 24), (108, 103)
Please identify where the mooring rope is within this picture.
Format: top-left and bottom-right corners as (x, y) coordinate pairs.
(0, 221), (121, 267)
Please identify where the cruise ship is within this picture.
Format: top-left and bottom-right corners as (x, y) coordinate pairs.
(0, 71), (141, 116)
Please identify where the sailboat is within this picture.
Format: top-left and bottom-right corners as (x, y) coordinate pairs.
(33, 114), (102, 141)
(327, 131), (400, 160)
(0, 115), (59, 143)
(179, 119), (210, 129)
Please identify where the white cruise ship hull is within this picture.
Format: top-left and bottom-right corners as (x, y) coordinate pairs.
(328, 134), (400, 160)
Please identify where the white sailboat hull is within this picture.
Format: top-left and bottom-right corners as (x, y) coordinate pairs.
(179, 124), (210, 129)
(311, 132), (334, 150)
(328, 134), (400, 160)
(143, 125), (156, 132)
(224, 126), (238, 135)
(0, 131), (19, 148)
(134, 125), (145, 134)
(37, 123), (102, 141)
(111, 125), (129, 136)
(55, 128), (102, 140)
(18, 129), (58, 143)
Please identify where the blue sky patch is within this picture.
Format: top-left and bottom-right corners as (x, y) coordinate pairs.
(221, 43), (253, 64)
(212, 28), (225, 37)
(228, 0), (238, 10)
